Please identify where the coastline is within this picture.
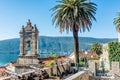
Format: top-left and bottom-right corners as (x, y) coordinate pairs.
(0, 63), (8, 67)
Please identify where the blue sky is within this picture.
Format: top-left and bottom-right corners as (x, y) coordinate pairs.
(0, 0), (120, 40)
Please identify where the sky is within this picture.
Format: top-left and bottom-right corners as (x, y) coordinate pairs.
(0, 0), (120, 40)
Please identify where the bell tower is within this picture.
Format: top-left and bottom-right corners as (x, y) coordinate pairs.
(17, 19), (39, 65)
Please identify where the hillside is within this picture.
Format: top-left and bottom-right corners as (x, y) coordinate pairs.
(0, 36), (117, 54)
(0, 36), (117, 65)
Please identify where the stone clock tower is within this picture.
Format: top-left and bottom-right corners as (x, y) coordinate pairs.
(17, 19), (39, 66)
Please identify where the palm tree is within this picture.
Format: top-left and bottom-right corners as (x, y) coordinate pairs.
(91, 43), (102, 56)
(51, 0), (97, 69)
(114, 12), (120, 42)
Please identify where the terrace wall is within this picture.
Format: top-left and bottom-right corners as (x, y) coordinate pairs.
(111, 62), (120, 80)
(45, 62), (70, 76)
(64, 70), (90, 80)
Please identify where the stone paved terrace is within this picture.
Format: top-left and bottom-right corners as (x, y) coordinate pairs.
(63, 70), (116, 80)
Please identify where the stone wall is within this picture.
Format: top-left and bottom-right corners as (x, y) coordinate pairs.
(112, 62), (119, 74)
(101, 44), (110, 71)
(111, 62), (120, 80)
(17, 56), (39, 65)
(89, 61), (97, 76)
(15, 66), (33, 74)
(64, 71), (90, 80)
(45, 63), (70, 76)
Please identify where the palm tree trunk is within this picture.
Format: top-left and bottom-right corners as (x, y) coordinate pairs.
(73, 25), (79, 70)
(118, 32), (120, 42)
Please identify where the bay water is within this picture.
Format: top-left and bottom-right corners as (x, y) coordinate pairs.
(0, 52), (68, 66)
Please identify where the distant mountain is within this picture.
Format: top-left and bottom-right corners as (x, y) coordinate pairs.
(0, 36), (117, 54)
(0, 36), (117, 65)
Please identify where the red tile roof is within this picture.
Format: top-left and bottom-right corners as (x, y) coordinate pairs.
(79, 50), (99, 60)
(0, 67), (10, 78)
(41, 56), (73, 65)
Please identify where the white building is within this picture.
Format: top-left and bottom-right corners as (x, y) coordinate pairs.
(100, 44), (110, 71)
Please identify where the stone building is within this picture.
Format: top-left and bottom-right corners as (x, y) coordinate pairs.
(7, 20), (40, 74)
(100, 44), (110, 71)
(17, 19), (39, 66)
(15, 19), (40, 73)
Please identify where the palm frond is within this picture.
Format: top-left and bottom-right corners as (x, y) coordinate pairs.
(114, 12), (120, 32)
(51, 0), (97, 33)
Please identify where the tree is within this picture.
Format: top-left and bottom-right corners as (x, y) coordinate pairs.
(108, 42), (120, 65)
(51, 0), (97, 70)
(114, 12), (120, 42)
(91, 43), (102, 55)
(53, 53), (58, 58)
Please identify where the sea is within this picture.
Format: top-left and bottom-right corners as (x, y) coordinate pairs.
(0, 52), (69, 66)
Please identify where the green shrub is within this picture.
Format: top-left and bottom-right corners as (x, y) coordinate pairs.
(79, 61), (85, 67)
(46, 60), (55, 67)
(47, 54), (52, 58)
(52, 53), (58, 58)
(89, 56), (100, 60)
(47, 53), (58, 59)
(79, 58), (86, 67)
(108, 42), (120, 65)
(71, 63), (75, 66)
